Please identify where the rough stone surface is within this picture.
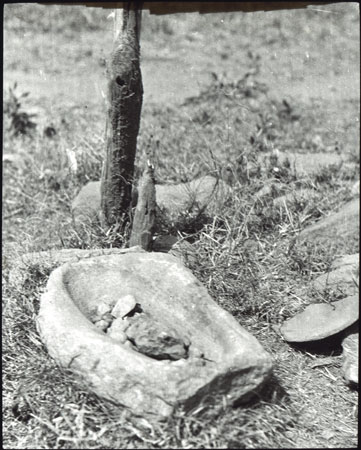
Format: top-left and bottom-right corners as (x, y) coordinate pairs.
(3, 153), (23, 166)
(272, 188), (318, 207)
(71, 177), (230, 226)
(255, 182), (282, 199)
(351, 179), (360, 197)
(152, 235), (196, 264)
(107, 318), (128, 344)
(280, 295), (359, 342)
(298, 199), (359, 250)
(262, 151), (345, 176)
(341, 332), (359, 385)
(312, 255), (359, 297)
(125, 311), (190, 361)
(331, 253), (359, 270)
(37, 251), (272, 418)
(9, 247), (144, 287)
(111, 295), (137, 319)
(155, 175), (230, 220)
(72, 181), (101, 223)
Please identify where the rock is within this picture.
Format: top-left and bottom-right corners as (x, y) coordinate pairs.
(71, 181), (101, 223)
(312, 255), (359, 297)
(152, 235), (179, 251)
(156, 175), (229, 220)
(280, 295), (359, 342)
(331, 253), (359, 270)
(342, 332), (359, 385)
(272, 188), (318, 207)
(71, 177), (230, 226)
(125, 311), (190, 361)
(152, 235), (196, 264)
(255, 181), (282, 199)
(351, 179), (360, 197)
(3, 153), (23, 166)
(106, 318), (128, 344)
(93, 302), (112, 320)
(261, 151), (345, 177)
(9, 247), (144, 287)
(37, 251), (272, 418)
(94, 319), (110, 332)
(298, 199), (360, 251)
(111, 295), (137, 319)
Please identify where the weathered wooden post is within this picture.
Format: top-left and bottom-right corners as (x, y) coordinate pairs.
(129, 162), (156, 250)
(100, 1), (143, 228)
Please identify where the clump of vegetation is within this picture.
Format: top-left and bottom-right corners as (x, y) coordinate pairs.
(4, 82), (37, 136)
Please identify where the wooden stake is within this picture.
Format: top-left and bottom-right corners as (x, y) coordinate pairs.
(100, 1), (143, 228)
(129, 163), (156, 251)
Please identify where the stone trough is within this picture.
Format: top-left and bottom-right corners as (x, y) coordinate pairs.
(37, 249), (272, 418)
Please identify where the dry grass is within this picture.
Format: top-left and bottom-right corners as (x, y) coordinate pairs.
(3, 3), (359, 449)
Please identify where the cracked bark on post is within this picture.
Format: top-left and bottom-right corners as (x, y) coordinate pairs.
(100, 3), (143, 228)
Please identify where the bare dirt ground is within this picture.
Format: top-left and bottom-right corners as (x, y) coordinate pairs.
(3, 3), (360, 449)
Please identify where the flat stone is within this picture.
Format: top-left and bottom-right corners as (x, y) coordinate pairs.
(262, 151), (345, 176)
(298, 199), (359, 251)
(156, 175), (229, 220)
(71, 177), (230, 226)
(312, 257), (359, 297)
(111, 295), (137, 319)
(152, 235), (196, 265)
(94, 319), (110, 332)
(71, 181), (101, 223)
(342, 332), (359, 385)
(331, 253), (359, 270)
(9, 247), (144, 287)
(37, 252), (272, 418)
(272, 188), (318, 207)
(152, 235), (180, 252)
(280, 295), (359, 342)
(3, 153), (23, 166)
(106, 318), (128, 344)
(351, 179), (360, 197)
(255, 181), (283, 199)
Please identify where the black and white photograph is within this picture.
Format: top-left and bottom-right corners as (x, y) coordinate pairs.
(3, 1), (359, 448)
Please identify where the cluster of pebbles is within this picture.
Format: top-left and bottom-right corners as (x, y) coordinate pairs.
(92, 295), (192, 361)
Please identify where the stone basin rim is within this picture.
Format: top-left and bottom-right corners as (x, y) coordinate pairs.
(36, 251), (273, 416)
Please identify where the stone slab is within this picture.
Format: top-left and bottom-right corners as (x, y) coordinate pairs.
(155, 175), (229, 219)
(71, 176), (230, 225)
(298, 199), (359, 250)
(152, 235), (197, 264)
(262, 151), (346, 177)
(342, 331), (359, 385)
(351, 180), (360, 197)
(280, 295), (359, 342)
(312, 258), (359, 298)
(9, 247), (144, 287)
(331, 253), (359, 270)
(272, 188), (318, 207)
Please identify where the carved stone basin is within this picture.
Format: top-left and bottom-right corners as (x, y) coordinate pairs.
(37, 250), (272, 418)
